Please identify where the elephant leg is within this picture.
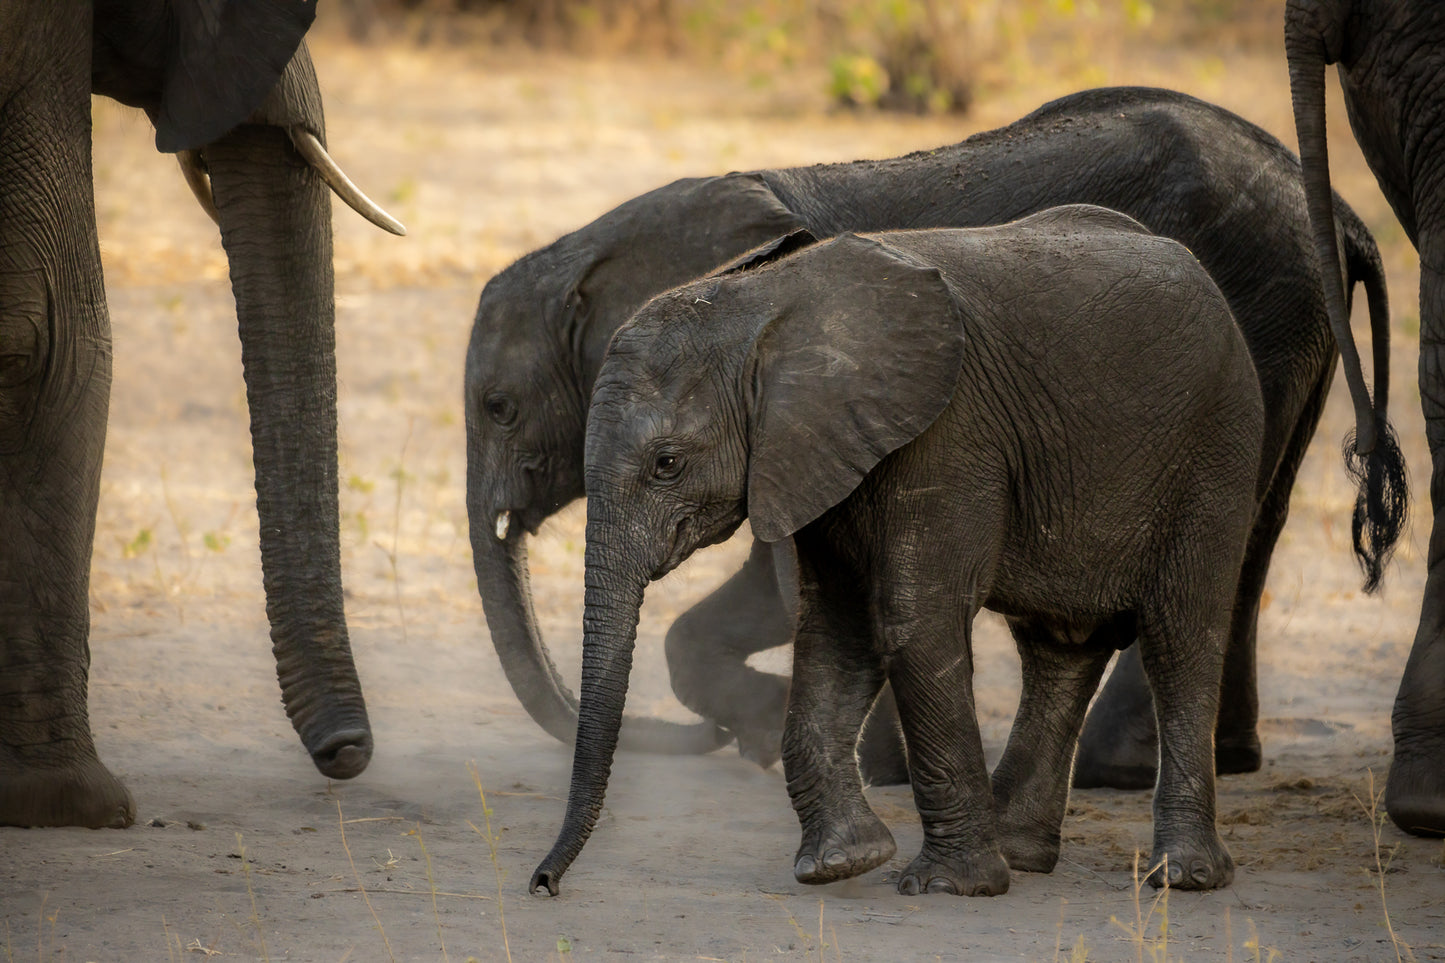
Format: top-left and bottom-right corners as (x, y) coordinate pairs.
(993, 619), (1116, 873)
(666, 538), (907, 782)
(1138, 570), (1234, 890)
(1075, 364), (1334, 791)
(782, 550), (896, 885)
(1214, 364), (1332, 774)
(888, 608), (1009, 897)
(1071, 645), (1156, 789)
(0, 19), (133, 829)
(666, 539), (793, 768)
(1390, 248), (1445, 837)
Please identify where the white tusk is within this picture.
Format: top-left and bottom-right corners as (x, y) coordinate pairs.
(495, 511), (511, 541)
(177, 150), (221, 227)
(288, 127), (407, 236)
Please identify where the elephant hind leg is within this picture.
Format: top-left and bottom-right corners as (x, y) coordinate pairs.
(0, 751), (134, 829)
(994, 618), (1116, 872)
(1074, 360), (1334, 790)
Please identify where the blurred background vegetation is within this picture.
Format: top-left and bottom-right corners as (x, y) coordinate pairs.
(331, 0), (1283, 113)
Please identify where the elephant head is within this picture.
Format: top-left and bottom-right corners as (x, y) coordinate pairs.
(530, 232), (965, 893)
(0, 0), (402, 828)
(464, 172), (803, 752)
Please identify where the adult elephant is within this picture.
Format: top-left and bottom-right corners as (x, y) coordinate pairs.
(1287, 0), (1445, 836)
(467, 87), (1405, 786)
(0, 0), (403, 828)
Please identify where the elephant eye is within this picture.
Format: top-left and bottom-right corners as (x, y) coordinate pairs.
(652, 452), (682, 480)
(484, 393), (517, 427)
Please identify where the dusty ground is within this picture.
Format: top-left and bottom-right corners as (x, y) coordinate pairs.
(3, 24), (1445, 962)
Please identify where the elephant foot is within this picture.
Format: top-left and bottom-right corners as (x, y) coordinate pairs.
(1386, 746), (1445, 836)
(1214, 732), (1262, 776)
(997, 827), (1061, 874)
(897, 847), (1010, 896)
(1146, 831), (1234, 890)
(794, 811), (897, 884)
(0, 754), (136, 829)
(735, 726), (782, 770)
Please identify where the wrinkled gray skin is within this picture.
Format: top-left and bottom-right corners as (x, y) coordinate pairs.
(1287, 0), (1445, 837)
(465, 87), (1396, 787)
(531, 208), (1264, 897)
(1, 0), (373, 828)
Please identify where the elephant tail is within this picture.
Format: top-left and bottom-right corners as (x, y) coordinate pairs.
(1342, 213), (1409, 594)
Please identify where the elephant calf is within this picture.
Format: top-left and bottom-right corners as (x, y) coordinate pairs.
(532, 206), (1263, 897)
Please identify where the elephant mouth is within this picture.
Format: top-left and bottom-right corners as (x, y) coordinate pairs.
(654, 518), (693, 580)
(490, 505), (551, 543)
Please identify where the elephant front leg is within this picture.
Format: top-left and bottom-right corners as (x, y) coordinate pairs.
(0, 62), (133, 828)
(782, 557), (896, 885)
(1390, 262), (1445, 837)
(886, 608), (1009, 897)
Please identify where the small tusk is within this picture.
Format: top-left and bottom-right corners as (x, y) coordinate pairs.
(288, 127), (407, 236)
(177, 150), (221, 227)
(495, 511), (511, 541)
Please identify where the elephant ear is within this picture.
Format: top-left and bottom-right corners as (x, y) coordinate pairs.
(150, 0), (317, 152)
(745, 234), (967, 542)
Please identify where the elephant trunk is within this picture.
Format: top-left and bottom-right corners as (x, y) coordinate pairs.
(530, 532), (649, 896)
(1286, 8), (1379, 455)
(469, 515), (582, 745)
(465, 433), (727, 755)
(203, 120), (371, 780)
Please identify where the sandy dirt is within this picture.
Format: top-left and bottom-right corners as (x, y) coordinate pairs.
(3, 25), (1444, 962)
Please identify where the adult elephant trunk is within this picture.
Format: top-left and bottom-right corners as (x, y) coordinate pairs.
(201, 60), (371, 780)
(530, 529), (649, 896)
(1287, 12), (1380, 456)
(466, 478), (727, 754)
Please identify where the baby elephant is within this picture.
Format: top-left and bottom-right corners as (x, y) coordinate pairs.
(531, 205), (1261, 898)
